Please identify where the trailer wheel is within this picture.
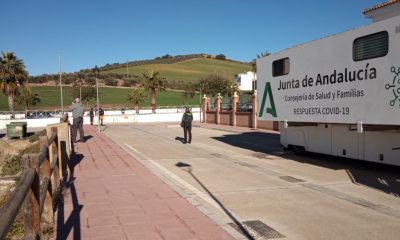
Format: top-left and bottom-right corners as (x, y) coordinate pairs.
(291, 145), (306, 155)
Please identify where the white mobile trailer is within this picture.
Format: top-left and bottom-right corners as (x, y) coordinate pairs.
(257, 15), (400, 166)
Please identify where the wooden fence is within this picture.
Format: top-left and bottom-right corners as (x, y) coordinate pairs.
(0, 124), (69, 239)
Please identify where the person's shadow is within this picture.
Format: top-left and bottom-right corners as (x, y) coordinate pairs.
(83, 135), (93, 142)
(175, 136), (186, 144)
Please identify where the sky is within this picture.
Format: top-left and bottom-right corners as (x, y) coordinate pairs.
(1, 0), (384, 76)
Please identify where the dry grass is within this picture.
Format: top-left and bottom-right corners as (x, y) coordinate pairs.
(0, 129), (55, 239)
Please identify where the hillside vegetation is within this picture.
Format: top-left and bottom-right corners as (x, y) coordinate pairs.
(0, 86), (200, 111)
(106, 58), (251, 83)
(2, 54), (250, 111)
(29, 54), (251, 86)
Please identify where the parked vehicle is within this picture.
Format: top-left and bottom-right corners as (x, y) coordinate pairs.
(26, 111), (53, 119)
(257, 11), (400, 166)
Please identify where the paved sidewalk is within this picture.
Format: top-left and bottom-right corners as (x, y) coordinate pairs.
(196, 122), (280, 135)
(56, 125), (234, 240)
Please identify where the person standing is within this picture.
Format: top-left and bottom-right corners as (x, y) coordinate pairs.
(69, 98), (85, 143)
(181, 107), (193, 144)
(99, 107), (105, 126)
(89, 108), (94, 126)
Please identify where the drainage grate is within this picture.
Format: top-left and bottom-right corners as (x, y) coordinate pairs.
(279, 176), (305, 183)
(229, 220), (285, 239)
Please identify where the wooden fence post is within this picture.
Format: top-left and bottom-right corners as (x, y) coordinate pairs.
(23, 154), (40, 240)
(39, 136), (53, 224)
(50, 127), (60, 193)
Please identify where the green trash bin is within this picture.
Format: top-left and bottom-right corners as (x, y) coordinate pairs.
(6, 122), (27, 140)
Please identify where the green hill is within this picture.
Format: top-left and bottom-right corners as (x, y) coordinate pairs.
(7, 54), (252, 111)
(106, 58), (251, 83)
(0, 86), (201, 111)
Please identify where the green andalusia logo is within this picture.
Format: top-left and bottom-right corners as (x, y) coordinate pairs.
(258, 82), (277, 118)
(385, 66), (400, 107)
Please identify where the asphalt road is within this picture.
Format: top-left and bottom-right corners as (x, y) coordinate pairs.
(103, 123), (400, 240)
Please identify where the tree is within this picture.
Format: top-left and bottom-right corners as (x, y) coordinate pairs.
(16, 86), (41, 117)
(257, 51), (270, 59)
(105, 79), (118, 86)
(161, 54), (173, 59)
(126, 88), (147, 113)
(84, 77), (96, 86)
(215, 54), (226, 60)
(140, 70), (166, 113)
(182, 83), (196, 105)
(0, 51), (28, 117)
(71, 83), (96, 107)
(198, 74), (238, 97)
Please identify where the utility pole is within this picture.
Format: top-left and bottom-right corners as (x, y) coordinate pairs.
(59, 55), (64, 113)
(94, 65), (100, 132)
(126, 59), (128, 79)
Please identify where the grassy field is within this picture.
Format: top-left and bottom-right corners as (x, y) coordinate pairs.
(0, 57), (249, 111)
(107, 58), (251, 82)
(0, 86), (200, 111)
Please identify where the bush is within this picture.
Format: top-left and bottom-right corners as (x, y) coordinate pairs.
(20, 142), (40, 155)
(28, 129), (47, 143)
(122, 79), (132, 87)
(105, 79), (118, 86)
(84, 77), (96, 86)
(0, 142), (39, 177)
(0, 155), (22, 177)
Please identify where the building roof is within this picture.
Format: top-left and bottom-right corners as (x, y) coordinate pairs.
(363, 0), (400, 14)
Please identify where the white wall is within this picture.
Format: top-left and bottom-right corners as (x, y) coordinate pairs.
(364, 2), (400, 22)
(235, 71), (256, 91)
(0, 108), (200, 129)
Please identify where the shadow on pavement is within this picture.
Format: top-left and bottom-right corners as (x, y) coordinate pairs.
(83, 135), (93, 142)
(212, 131), (400, 198)
(175, 162), (255, 240)
(175, 136), (186, 144)
(56, 151), (84, 240)
(70, 154), (84, 169)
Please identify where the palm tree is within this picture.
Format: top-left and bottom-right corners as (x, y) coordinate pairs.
(140, 70), (165, 113)
(126, 88), (147, 113)
(16, 86), (41, 118)
(257, 51), (270, 59)
(0, 51), (28, 118)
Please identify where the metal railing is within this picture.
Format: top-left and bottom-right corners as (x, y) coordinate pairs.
(0, 127), (64, 239)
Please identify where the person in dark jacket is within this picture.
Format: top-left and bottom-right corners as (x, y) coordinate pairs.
(181, 107), (193, 143)
(89, 108), (94, 126)
(99, 108), (105, 126)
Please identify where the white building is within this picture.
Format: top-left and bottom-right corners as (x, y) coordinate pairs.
(363, 0), (400, 22)
(234, 71), (256, 92)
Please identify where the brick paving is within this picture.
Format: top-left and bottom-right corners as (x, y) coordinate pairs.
(56, 125), (234, 240)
